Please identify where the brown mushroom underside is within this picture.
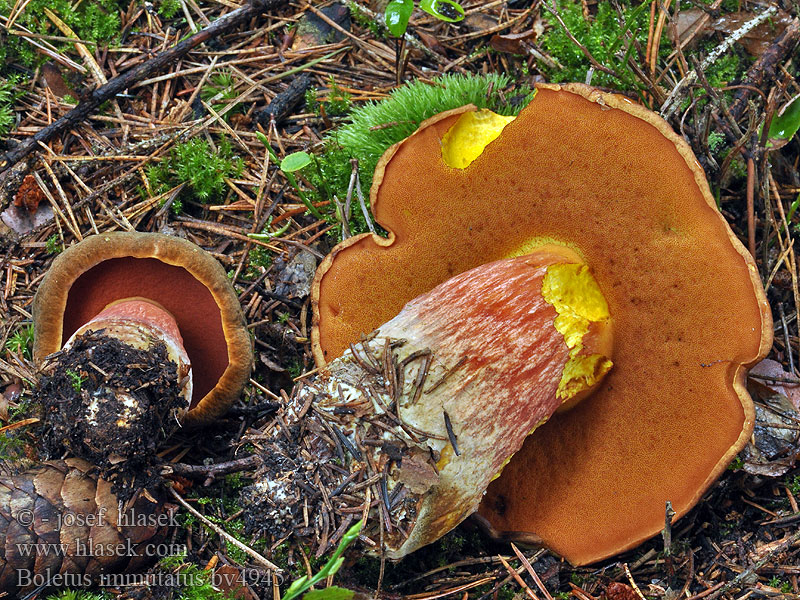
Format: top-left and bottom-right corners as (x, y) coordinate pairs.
(33, 232), (252, 424)
(311, 84), (772, 565)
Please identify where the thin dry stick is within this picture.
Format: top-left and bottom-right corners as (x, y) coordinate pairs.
(168, 486), (281, 572)
(746, 156), (756, 258)
(0, 0), (287, 177)
(498, 554), (540, 600)
(623, 563), (647, 600)
(769, 172), (800, 371)
(706, 530), (800, 600)
(510, 544), (553, 600)
(406, 577), (495, 600)
(648, 0), (672, 76)
(660, 6), (778, 119)
(40, 158), (83, 240)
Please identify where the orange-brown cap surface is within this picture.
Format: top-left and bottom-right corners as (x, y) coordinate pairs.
(311, 84), (772, 565)
(33, 232), (252, 425)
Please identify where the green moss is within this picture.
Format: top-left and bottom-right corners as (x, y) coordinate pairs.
(306, 77), (353, 117)
(178, 475), (269, 566)
(46, 234), (64, 254)
(335, 72), (529, 175)
(0, 0), (123, 72)
(5, 323), (34, 359)
(242, 246), (272, 280)
(0, 396), (31, 461)
(323, 76), (352, 116)
(766, 576), (793, 594)
(708, 131), (726, 154)
(201, 71), (242, 120)
(702, 48), (746, 89)
(147, 137), (242, 204)
(46, 590), (111, 600)
(159, 0), (182, 19)
(539, 0), (653, 90)
(157, 555), (235, 600)
(0, 76), (24, 136)
(348, 1), (385, 39)
(287, 358), (303, 378)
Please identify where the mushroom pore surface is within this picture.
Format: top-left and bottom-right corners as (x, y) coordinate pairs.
(63, 257), (225, 407)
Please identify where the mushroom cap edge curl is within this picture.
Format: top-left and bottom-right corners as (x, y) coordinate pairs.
(33, 231), (253, 425)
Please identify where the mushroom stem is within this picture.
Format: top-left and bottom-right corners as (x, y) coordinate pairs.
(65, 297), (193, 409)
(243, 249), (612, 557)
(37, 299), (193, 483)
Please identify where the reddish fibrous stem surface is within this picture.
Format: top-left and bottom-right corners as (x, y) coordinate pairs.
(245, 252), (599, 558)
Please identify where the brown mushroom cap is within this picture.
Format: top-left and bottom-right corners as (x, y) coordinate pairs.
(311, 84), (772, 564)
(33, 232), (252, 425)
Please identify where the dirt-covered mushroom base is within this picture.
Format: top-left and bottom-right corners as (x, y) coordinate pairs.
(35, 331), (185, 498)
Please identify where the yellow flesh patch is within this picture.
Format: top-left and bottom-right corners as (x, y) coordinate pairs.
(441, 109), (515, 169)
(542, 263), (613, 401)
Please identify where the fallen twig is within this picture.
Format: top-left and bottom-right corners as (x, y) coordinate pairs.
(660, 7), (778, 119)
(168, 485), (282, 572)
(730, 18), (800, 122)
(0, 0), (288, 179)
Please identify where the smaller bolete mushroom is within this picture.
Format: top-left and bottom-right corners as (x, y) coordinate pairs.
(33, 231), (252, 426)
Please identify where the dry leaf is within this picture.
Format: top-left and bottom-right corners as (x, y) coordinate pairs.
(750, 358), (800, 410)
(605, 582), (639, 600)
(397, 451), (439, 494)
(675, 9), (793, 56)
(490, 30), (537, 54)
(742, 377), (800, 477)
(13, 174), (44, 214)
(710, 10), (793, 56)
(214, 565), (259, 600)
(417, 30), (448, 55)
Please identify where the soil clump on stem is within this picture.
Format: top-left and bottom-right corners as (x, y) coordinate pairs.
(35, 330), (185, 499)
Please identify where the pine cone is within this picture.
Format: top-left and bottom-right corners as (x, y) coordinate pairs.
(0, 459), (174, 599)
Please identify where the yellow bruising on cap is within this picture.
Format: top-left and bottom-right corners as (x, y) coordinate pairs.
(441, 109), (515, 169)
(542, 264), (613, 402)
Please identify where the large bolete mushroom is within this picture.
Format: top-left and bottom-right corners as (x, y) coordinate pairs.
(311, 84), (772, 564)
(33, 231), (252, 426)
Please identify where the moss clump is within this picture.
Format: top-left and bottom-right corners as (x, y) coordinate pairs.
(5, 323), (34, 359)
(147, 137), (243, 206)
(157, 554), (236, 600)
(178, 474), (269, 566)
(539, 0), (653, 90)
(306, 76), (353, 117)
(200, 71), (242, 120)
(158, 0), (182, 19)
(46, 590), (111, 600)
(0, 0), (123, 73)
(334, 72), (531, 178)
(242, 246), (272, 281)
(0, 76), (24, 137)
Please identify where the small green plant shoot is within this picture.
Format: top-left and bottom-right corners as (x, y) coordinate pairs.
(255, 133), (324, 219)
(282, 519), (363, 600)
(65, 369), (86, 393)
(767, 94), (800, 146)
(385, 0), (464, 38)
(281, 152), (313, 173)
(5, 324), (34, 359)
